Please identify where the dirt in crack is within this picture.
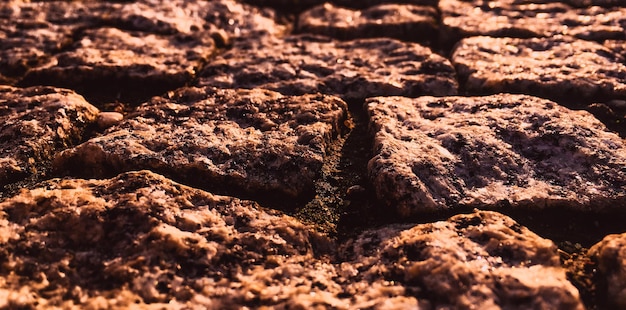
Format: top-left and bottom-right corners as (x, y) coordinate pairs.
(294, 99), (396, 239)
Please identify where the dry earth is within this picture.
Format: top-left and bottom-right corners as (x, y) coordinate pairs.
(1, 0), (626, 308)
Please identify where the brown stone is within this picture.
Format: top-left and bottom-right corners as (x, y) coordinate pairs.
(298, 3), (438, 45)
(54, 87), (348, 202)
(0, 170), (335, 308)
(241, 0), (438, 12)
(197, 35), (458, 100)
(0, 86), (99, 188)
(366, 94), (626, 215)
(20, 27), (215, 105)
(588, 232), (626, 308)
(440, 0), (626, 46)
(342, 210), (584, 309)
(452, 36), (626, 102)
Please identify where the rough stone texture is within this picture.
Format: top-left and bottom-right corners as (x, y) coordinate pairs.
(589, 232), (626, 308)
(0, 170), (340, 308)
(19, 27), (215, 105)
(242, 0), (438, 12)
(452, 36), (626, 102)
(0, 177), (585, 308)
(440, 0), (626, 46)
(197, 35), (458, 100)
(0, 1), (80, 84)
(341, 210), (584, 309)
(0, 86), (99, 188)
(99, 0), (286, 38)
(366, 94), (626, 215)
(298, 3), (438, 45)
(9, 0), (286, 103)
(54, 87), (348, 201)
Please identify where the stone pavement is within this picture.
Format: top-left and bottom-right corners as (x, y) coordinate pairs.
(1, 0), (626, 308)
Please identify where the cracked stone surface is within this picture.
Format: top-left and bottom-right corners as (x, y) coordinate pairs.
(20, 27), (215, 105)
(197, 35), (458, 100)
(440, 0), (626, 47)
(452, 36), (626, 102)
(2, 0), (626, 308)
(0, 177), (584, 308)
(298, 3), (439, 45)
(367, 94), (626, 215)
(342, 210), (584, 309)
(0, 86), (99, 189)
(54, 87), (348, 202)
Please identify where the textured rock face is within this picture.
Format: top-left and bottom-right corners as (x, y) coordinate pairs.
(6, 0), (285, 103)
(54, 87), (348, 201)
(20, 27), (215, 104)
(589, 233), (626, 309)
(0, 179), (584, 308)
(0, 86), (99, 188)
(452, 36), (626, 102)
(342, 210), (584, 309)
(440, 0), (626, 46)
(367, 94), (626, 215)
(298, 3), (438, 45)
(0, 170), (336, 308)
(197, 35), (458, 100)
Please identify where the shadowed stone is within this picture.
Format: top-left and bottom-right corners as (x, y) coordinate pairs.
(366, 94), (626, 215)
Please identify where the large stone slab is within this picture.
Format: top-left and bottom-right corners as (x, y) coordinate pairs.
(366, 94), (626, 215)
(0, 86), (99, 189)
(54, 87), (348, 202)
(440, 0), (626, 46)
(197, 35), (458, 100)
(589, 232), (626, 309)
(452, 36), (626, 102)
(342, 210), (583, 309)
(0, 170), (337, 308)
(298, 3), (438, 45)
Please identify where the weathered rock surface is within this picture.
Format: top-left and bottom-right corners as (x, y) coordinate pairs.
(440, 0), (626, 47)
(589, 232), (626, 308)
(0, 86), (99, 189)
(197, 35), (458, 100)
(366, 94), (626, 215)
(298, 3), (438, 45)
(20, 27), (215, 105)
(342, 210), (583, 309)
(101, 0), (285, 38)
(452, 36), (626, 102)
(0, 1), (81, 84)
(7, 0), (286, 104)
(54, 87), (348, 202)
(0, 178), (584, 308)
(0, 170), (339, 308)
